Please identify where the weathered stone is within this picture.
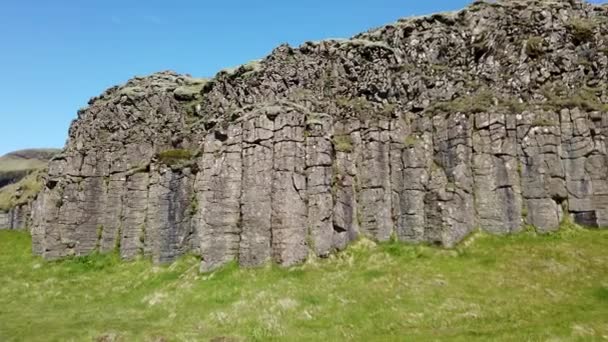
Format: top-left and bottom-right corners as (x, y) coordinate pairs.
(0, 212), (9, 229)
(120, 173), (149, 259)
(271, 111), (308, 266)
(147, 167), (196, 264)
(21, 0), (608, 270)
(197, 124), (243, 272)
(100, 175), (125, 253)
(358, 121), (393, 241)
(473, 112), (523, 234)
(239, 114), (275, 267)
(332, 120), (361, 250)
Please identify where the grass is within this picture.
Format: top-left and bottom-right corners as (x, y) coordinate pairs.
(173, 77), (209, 102)
(425, 89), (526, 116)
(568, 18), (596, 45)
(0, 170), (44, 211)
(219, 60), (263, 80)
(404, 134), (420, 148)
(336, 96), (374, 113)
(157, 149), (195, 166)
(0, 227), (607, 341)
(0, 157), (46, 173)
(542, 86), (608, 113)
(0, 149), (59, 173)
(0, 149), (59, 191)
(525, 36), (544, 59)
(425, 83), (608, 116)
(332, 135), (354, 153)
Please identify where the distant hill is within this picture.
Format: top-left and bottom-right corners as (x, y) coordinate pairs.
(0, 149), (60, 189)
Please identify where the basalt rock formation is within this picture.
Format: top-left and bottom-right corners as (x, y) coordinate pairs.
(29, 0), (608, 271)
(0, 204), (33, 231)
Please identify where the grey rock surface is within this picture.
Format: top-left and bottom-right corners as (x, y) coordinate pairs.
(0, 203), (33, 231)
(26, 0), (608, 269)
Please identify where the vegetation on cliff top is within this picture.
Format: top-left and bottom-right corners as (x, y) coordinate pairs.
(0, 148), (59, 190)
(0, 170), (44, 212)
(0, 225), (607, 341)
(0, 149), (58, 171)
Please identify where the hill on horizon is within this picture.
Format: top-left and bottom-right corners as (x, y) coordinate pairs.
(0, 148), (60, 189)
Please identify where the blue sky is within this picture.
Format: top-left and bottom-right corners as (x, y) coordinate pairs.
(0, 0), (605, 155)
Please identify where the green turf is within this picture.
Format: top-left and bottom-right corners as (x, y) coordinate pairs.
(0, 148), (60, 173)
(0, 226), (607, 341)
(0, 171), (45, 211)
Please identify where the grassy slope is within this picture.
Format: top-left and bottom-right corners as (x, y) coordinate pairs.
(0, 149), (60, 172)
(0, 227), (607, 341)
(0, 157), (45, 173)
(0, 148), (59, 211)
(0, 171), (45, 211)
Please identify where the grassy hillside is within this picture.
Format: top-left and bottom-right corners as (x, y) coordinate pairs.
(0, 149), (60, 172)
(0, 170), (45, 211)
(0, 225), (607, 341)
(0, 149), (59, 211)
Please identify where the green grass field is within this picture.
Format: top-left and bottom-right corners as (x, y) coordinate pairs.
(0, 226), (607, 341)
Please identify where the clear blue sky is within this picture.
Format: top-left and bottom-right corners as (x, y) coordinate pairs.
(0, 0), (604, 155)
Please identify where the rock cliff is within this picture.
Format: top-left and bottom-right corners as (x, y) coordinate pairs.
(30, 0), (608, 271)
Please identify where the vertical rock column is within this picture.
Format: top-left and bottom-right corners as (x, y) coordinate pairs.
(99, 174), (126, 253)
(0, 212), (8, 229)
(560, 108), (608, 227)
(6, 204), (32, 231)
(472, 112), (523, 234)
(147, 166), (196, 263)
(425, 113), (475, 247)
(519, 110), (566, 232)
(120, 172), (149, 259)
(591, 111), (608, 227)
(392, 113), (433, 243)
(332, 119), (361, 250)
(72, 177), (106, 256)
(196, 124), (243, 272)
(30, 201), (42, 251)
(271, 111), (308, 266)
(239, 114), (274, 267)
(306, 113), (335, 256)
(31, 177), (62, 256)
(357, 119), (393, 241)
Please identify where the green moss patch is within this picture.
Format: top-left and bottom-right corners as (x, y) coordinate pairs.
(568, 18), (596, 45)
(525, 36), (545, 59)
(542, 86), (608, 112)
(332, 135), (354, 153)
(157, 149), (195, 166)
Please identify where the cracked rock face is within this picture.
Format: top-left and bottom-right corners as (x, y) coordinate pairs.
(30, 0), (608, 270)
(0, 204), (32, 231)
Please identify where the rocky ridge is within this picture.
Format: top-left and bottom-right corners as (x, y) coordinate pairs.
(23, 0), (608, 271)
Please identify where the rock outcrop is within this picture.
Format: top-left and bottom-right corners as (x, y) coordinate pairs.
(30, 0), (608, 270)
(0, 169), (48, 231)
(0, 203), (34, 231)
